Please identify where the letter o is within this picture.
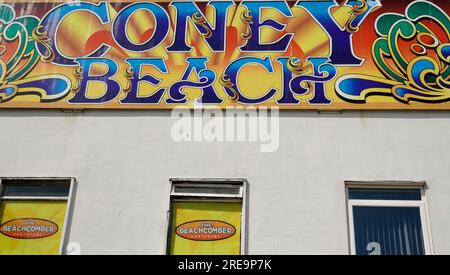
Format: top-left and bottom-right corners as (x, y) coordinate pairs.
(112, 2), (170, 52)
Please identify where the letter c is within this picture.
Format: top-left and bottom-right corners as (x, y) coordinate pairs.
(38, 1), (112, 66)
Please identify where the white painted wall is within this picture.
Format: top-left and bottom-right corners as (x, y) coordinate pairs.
(0, 110), (449, 255)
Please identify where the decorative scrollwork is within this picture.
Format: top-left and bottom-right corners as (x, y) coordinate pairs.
(220, 74), (239, 101)
(32, 25), (55, 63)
(0, 4), (70, 103)
(287, 57), (306, 75)
(192, 12), (212, 39)
(71, 66), (83, 93)
(240, 10), (253, 40)
(344, 0), (368, 33)
(123, 67), (134, 93)
(336, 1), (450, 104)
(287, 57), (313, 93)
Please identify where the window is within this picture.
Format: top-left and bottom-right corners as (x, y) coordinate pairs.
(0, 178), (76, 255)
(166, 179), (247, 255)
(346, 182), (433, 255)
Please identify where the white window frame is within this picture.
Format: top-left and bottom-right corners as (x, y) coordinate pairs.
(164, 178), (248, 255)
(345, 181), (434, 255)
(0, 177), (77, 255)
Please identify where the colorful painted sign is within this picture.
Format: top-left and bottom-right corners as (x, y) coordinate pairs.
(0, 0), (449, 109)
(176, 220), (236, 241)
(0, 200), (67, 255)
(0, 218), (58, 239)
(170, 202), (242, 255)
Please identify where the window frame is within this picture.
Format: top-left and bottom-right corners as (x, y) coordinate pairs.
(0, 177), (77, 255)
(164, 178), (248, 255)
(345, 181), (434, 255)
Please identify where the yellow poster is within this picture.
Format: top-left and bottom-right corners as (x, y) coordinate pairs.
(0, 200), (67, 255)
(170, 201), (242, 255)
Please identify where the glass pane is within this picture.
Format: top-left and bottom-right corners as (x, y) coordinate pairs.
(174, 186), (241, 195)
(348, 188), (421, 201)
(3, 184), (70, 197)
(353, 206), (425, 255)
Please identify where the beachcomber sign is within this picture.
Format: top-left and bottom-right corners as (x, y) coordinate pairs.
(0, 0), (449, 110)
(176, 220), (236, 241)
(0, 218), (58, 239)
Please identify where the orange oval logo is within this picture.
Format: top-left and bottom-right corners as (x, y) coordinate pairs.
(0, 218), (58, 239)
(176, 220), (236, 241)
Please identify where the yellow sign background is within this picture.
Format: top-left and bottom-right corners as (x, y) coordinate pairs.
(1, 1), (449, 109)
(170, 201), (242, 255)
(0, 200), (67, 255)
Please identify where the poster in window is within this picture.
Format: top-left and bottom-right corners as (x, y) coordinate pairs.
(0, 200), (67, 255)
(170, 201), (242, 255)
